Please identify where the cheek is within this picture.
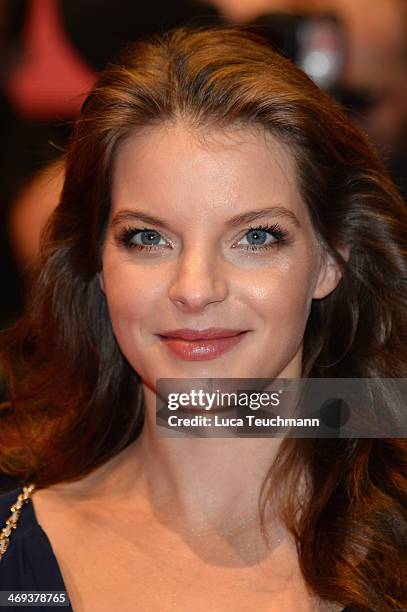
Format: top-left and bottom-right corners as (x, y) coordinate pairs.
(246, 259), (316, 332)
(101, 260), (163, 340)
(101, 245), (318, 336)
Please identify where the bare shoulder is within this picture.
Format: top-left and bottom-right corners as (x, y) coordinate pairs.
(30, 485), (84, 542)
(32, 441), (144, 527)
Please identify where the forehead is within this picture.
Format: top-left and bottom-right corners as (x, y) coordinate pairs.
(111, 122), (308, 226)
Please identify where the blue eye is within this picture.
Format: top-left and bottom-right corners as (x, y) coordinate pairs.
(135, 230), (162, 246)
(247, 229), (269, 244)
(117, 228), (167, 251)
(116, 223), (288, 253)
(237, 224), (288, 251)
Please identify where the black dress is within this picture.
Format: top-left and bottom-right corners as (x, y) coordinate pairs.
(0, 488), (351, 611)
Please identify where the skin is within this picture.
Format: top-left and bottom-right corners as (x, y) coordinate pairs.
(100, 123), (340, 396)
(31, 124), (344, 611)
(94, 121), (343, 563)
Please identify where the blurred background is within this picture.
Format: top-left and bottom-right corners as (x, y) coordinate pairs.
(0, 0), (406, 491)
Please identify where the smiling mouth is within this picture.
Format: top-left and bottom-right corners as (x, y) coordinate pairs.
(157, 331), (249, 361)
(158, 328), (248, 340)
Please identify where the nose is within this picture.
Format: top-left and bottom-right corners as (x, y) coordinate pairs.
(168, 246), (228, 313)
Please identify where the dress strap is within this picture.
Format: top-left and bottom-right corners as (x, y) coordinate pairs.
(0, 484), (36, 560)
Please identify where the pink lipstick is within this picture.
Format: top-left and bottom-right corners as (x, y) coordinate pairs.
(157, 328), (249, 361)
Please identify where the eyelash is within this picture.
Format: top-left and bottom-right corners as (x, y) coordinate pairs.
(116, 223), (288, 253)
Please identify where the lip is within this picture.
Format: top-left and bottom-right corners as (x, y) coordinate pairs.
(157, 329), (249, 361)
(158, 328), (246, 340)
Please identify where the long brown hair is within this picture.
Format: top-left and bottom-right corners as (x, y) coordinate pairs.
(1, 26), (406, 609)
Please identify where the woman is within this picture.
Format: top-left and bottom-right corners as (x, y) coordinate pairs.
(0, 25), (406, 611)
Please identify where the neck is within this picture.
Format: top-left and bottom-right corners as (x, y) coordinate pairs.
(43, 384), (297, 565)
(129, 385), (284, 532)
(64, 384), (286, 531)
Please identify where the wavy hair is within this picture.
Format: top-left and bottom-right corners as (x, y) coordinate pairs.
(1, 26), (406, 610)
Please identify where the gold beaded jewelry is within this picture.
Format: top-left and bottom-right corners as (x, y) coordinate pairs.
(0, 484), (36, 560)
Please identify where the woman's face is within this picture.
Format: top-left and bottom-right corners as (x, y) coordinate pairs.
(100, 124), (341, 388)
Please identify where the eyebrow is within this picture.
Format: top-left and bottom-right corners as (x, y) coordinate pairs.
(110, 206), (301, 230)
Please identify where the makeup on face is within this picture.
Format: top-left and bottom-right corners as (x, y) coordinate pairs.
(156, 328), (251, 361)
(100, 124), (337, 387)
